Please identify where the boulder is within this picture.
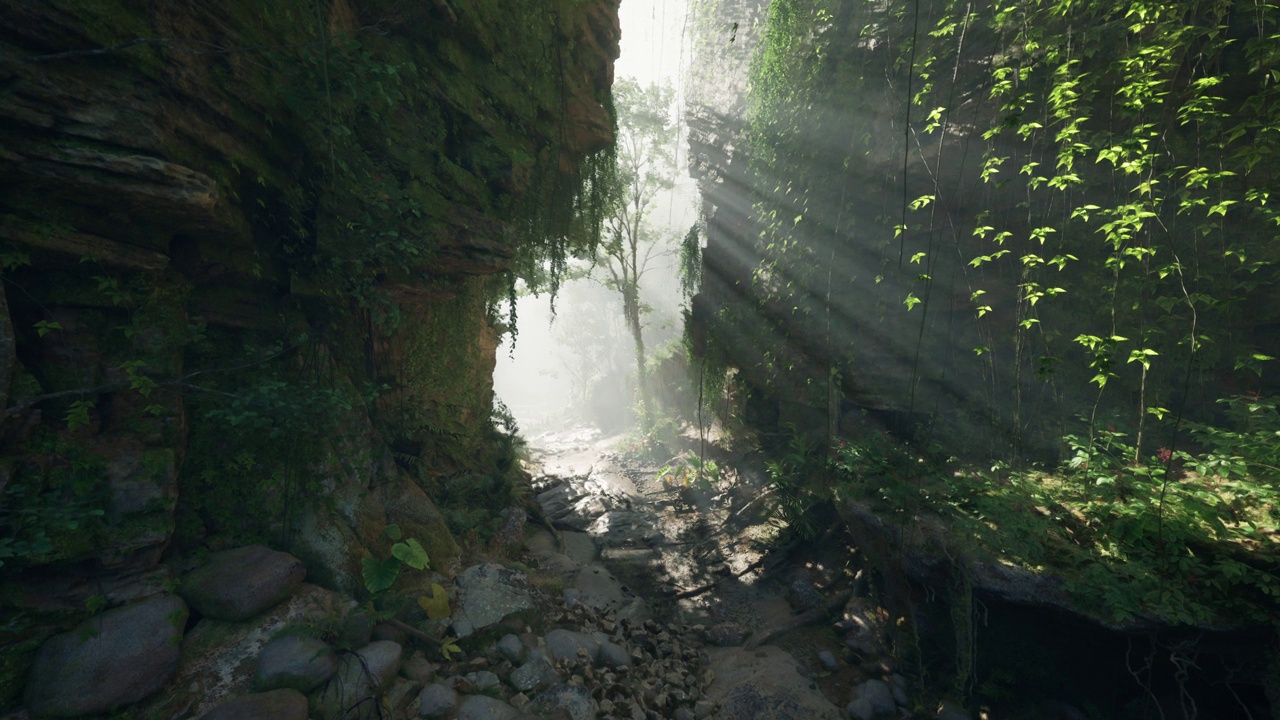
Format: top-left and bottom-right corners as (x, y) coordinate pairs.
(544, 628), (600, 664)
(847, 680), (896, 719)
(24, 594), (188, 717)
(455, 694), (520, 720)
(181, 545), (306, 620)
(254, 634), (338, 692)
(316, 640), (403, 719)
(200, 688), (308, 720)
(452, 564), (533, 638)
(138, 583), (347, 720)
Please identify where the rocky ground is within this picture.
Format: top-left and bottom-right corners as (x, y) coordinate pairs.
(9, 425), (955, 720)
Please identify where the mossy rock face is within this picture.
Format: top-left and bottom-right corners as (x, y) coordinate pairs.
(380, 475), (460, 572)
(0, 633), (49, 712)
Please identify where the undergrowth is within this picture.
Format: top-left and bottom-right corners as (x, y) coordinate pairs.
(826, 396), (1280, 627)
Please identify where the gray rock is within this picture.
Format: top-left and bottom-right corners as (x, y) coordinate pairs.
(889, 674), (908, 707)
(316, 640), (403, 717)
(403, 651), (436, 683)
(848, 697), (876, 720)
(181, 545), (306, 620)
(137, 584), (347, 720)
(24, 594), (188, 716)
(569, 565), (631, 612)
(455, 694), (520, 720)
(704, 623), (746, 647)
(349, 640), (403, 689)
(386, 678), (423, 714)
(417, 683), (459, 718)
(462, 670), (501, 691)
(254, 634), (338, 692)
(509, 659), (561, 692)
(615, 597), (652, 624)
(598, 640), (632, 669)
(818, 650), (838, 671)
(530, 683), (595, 720)
(497, 633), (525, 663)
(372, 621), (408, 644)
(787, 578), (825, 611)
(200, 689), (308, 720)
(849, 680), (895, 717)
(453, 564), (533, 638)
(545, 628), (600, 664)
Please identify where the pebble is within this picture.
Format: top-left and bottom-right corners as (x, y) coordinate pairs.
(818, 650), (838, 671)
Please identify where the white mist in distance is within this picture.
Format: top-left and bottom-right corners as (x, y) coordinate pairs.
(494, 0), (699, 436)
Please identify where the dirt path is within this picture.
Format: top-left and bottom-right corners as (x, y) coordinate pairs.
(523, 425), (916, 719)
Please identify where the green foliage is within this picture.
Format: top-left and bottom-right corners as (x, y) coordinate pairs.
(362, 524), (431, 596)
(180, 333), (382, 548)
(657, 454), (719, 492)
(828, 407), (1280, 626)
(722, 0), (1280, 461)
(764, 426), (828, 540)
(0, 433), (108, 569)
(417, 583), (451, 621)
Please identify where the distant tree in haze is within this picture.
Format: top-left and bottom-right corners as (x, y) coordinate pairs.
(597, 77), (678, 422)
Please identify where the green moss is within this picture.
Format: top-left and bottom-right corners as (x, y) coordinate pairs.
(0, 633), (49, 711)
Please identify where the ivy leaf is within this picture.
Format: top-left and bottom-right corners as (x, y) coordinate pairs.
(391, 538), (430, 571)
(362, 556), (401, 594)
(384, 524), (403, 541)
(417, 583), (451, 620)
(65, 400), (93, 431)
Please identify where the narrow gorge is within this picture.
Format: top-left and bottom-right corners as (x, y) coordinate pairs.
(1, 1), (1278, 720)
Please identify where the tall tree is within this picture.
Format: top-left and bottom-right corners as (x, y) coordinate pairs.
(597, 78), (677, 421)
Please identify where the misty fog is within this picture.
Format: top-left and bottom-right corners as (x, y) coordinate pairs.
(494, 0), (698, 436)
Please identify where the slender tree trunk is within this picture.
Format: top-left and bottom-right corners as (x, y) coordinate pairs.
(624, 288), (648, 422)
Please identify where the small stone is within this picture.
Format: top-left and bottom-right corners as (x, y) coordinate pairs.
(674, 708), (696, 720)
(417, 683), (459, 718)
(510, 659), (561, 692)
(403, 651), (437, 683)
(694, 699), (715, 719)
(464, 670), (501, 691)
(498, 634), (525, 663)
(511, 692), (529, 709)
(847, 697), (876, 720)
(849, 679), (895, 718)
(703, 623), (745, 647)
(253, 634), (337, 692)
(817, 650), (838, 671)
(598, 641), (632, 669)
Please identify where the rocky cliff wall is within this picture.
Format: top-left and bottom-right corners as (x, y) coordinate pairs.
(0, 0), (619, 707)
